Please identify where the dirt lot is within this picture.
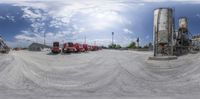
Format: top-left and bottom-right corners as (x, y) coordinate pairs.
(0, 50), (200, 99)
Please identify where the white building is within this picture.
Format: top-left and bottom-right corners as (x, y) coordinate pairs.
(28, 43), (51, 51)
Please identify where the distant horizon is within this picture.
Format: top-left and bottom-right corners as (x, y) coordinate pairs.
(1, 0), (200, 48)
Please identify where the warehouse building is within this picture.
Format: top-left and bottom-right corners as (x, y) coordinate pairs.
(28, 43), (51, 51)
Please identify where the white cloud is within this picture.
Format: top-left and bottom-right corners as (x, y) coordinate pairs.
(15, 35), (35, 41)
(0, 0), (143, 47)
(0, 1), (48, 9)
(197, 14), (200, 18)
(22, 7), (42, 19)
(0, 15), (15, 21)
(123, 28), (133, 34)
(121, 0), (200, 2)
(6, 16), (15, 21)
(78, 27), (85, 33)
(0, 16), (5, 20)
(88, 11), (127, 30)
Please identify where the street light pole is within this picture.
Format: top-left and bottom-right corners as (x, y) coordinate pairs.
(137, 37), (139, 48)
(112, 32), (114, 45)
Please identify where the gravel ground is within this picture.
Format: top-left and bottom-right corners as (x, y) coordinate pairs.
(0, 50), (200, 99)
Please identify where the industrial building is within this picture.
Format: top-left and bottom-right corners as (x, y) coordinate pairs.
(28, 43), (51, 51)
(150, 8), (195, 60)
(192, 34), (200, 50)
(150, 8), (194, 60)
(0, 36), (10, 53)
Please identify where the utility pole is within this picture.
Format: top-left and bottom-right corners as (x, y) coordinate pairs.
(44, 32), (46, 46)
(112, 32), (114, 45)
(137, 37), (139, 48)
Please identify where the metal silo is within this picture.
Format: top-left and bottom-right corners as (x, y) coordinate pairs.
(153, 8), (174, 56)
(175, 17), (190, 55)
(177, 17), (188, 40)
(179, 17), (188, 30)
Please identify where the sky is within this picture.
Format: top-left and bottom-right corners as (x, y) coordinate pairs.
(0, 0), (200, 48)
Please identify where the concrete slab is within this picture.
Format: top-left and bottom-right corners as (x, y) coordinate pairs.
(148, 56), (178, 61)
(190, 51), (198, 54)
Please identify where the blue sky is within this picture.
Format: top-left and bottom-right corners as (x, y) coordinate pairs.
(0, 0), (200, 48)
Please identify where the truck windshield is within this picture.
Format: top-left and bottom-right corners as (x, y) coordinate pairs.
(68, 43), (73, 47)
(53, 43), (59, 47)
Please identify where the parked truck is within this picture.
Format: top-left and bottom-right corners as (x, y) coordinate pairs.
(62, 42), (77, 53)
(51, 42), (61, 53)
(83, 44), (89, 51)
(74, 43), (85, 52)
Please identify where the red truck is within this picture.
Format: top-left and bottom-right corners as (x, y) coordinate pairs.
(74, 43), (85, 52)
(83, 44), (89, 51)
(87, 45), (92, 51)
(62, 42), (77, 53)
(51, 42), (61, 53)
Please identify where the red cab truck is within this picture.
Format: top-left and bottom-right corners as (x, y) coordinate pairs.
(62, 42), (77, 53)
(83, 44), (89, 51)
(74, 43), (85, 52)
(52, 42), (61, 53)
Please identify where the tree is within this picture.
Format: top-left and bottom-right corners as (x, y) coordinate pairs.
(108, 44), (121, 49)
(108, 44), (116, 49)
(116, 44), (122, 49)
(143, 45), (149, 49)
(127, 42), (136, 49)
(148, 42), (153, 50)
(149, 42), (153, 47)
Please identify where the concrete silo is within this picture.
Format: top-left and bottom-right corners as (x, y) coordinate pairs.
(149, 8), (177, 60)
(153, 8), (174, 56)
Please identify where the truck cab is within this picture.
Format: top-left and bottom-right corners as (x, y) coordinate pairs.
(62, 42), (77, 53)
(52, 42), (61, 53)
(74, 43), (85, 52)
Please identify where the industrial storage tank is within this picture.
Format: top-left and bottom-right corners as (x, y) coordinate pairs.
(179, 17), (188, 33)
(154, 8), (173, 44)
(179, 17), (187, 29)
(153, 8), (174, 56)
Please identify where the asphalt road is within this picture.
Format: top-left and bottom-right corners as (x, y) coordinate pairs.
(0, 50), (200, 99)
